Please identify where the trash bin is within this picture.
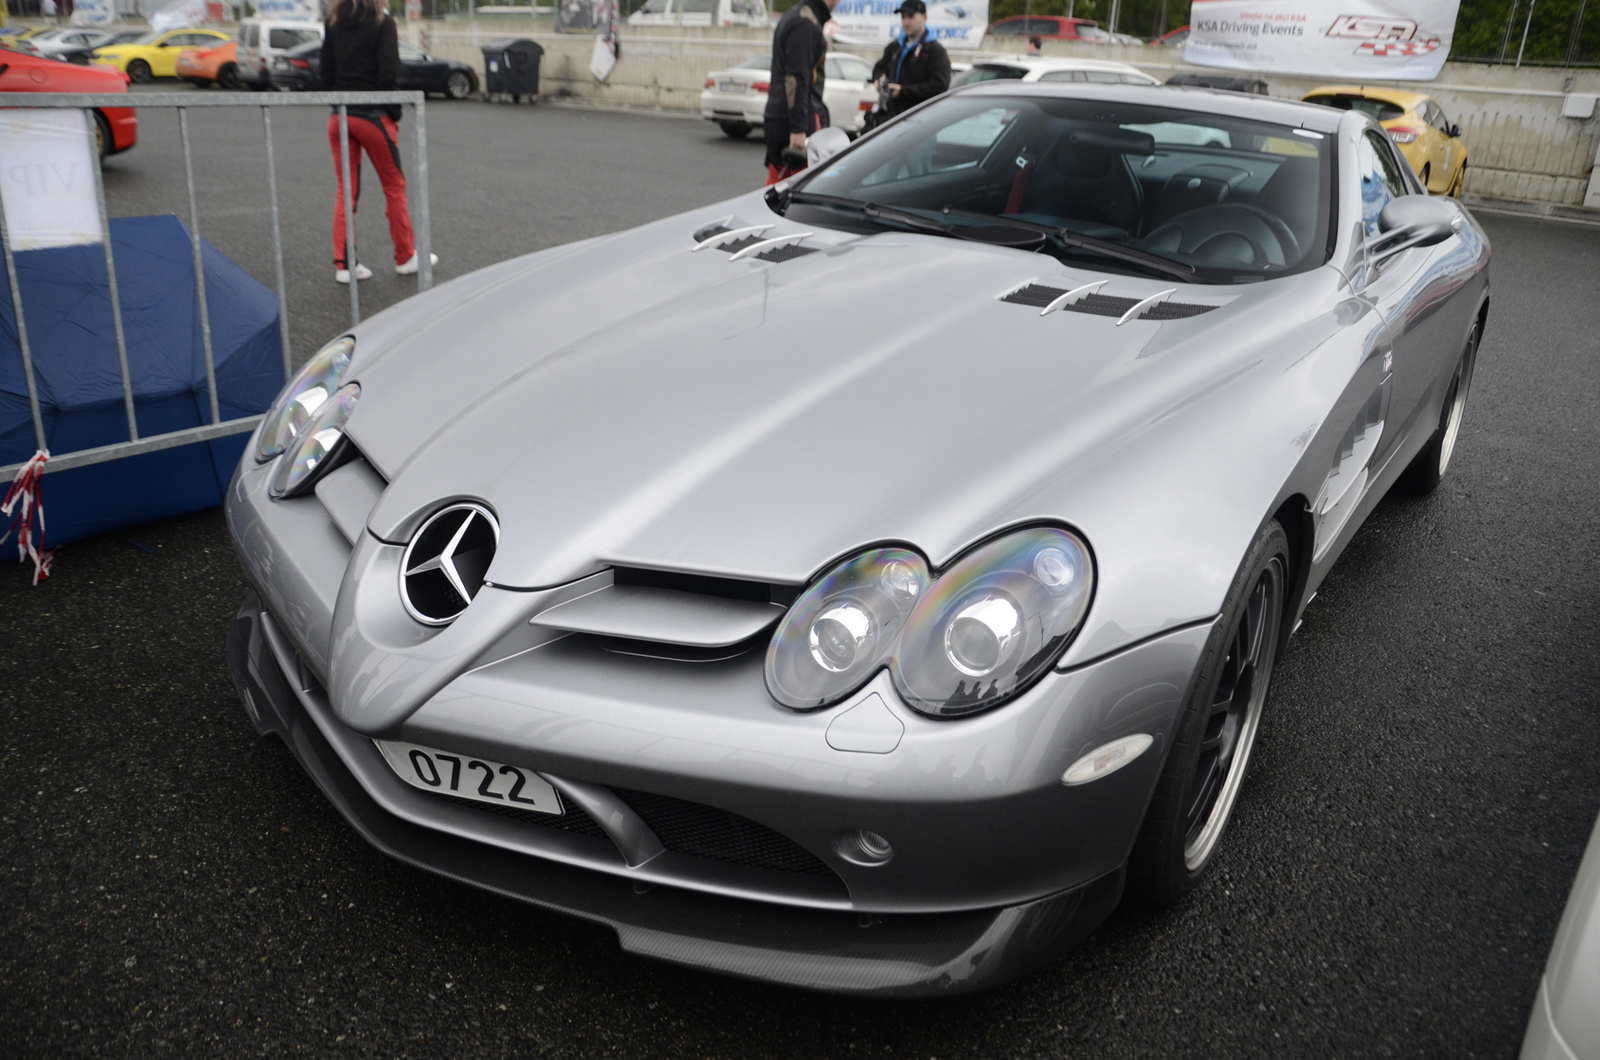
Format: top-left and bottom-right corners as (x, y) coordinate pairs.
(480, 38), (544, 103)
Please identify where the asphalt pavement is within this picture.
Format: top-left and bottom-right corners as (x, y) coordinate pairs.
(2, 91), (1599, 1058)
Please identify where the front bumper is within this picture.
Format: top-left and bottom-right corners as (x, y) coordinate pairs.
(225, 440), (1214, 991)
(229, 589), (1129, 995)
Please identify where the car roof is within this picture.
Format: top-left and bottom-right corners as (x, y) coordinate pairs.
(1303, 84), (1428, 109)
(959, 79), (1348, 133)
(973, 55), (1149, 74)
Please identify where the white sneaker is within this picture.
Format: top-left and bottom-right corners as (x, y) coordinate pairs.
(396, 252), (439, 276)
(335, 263), (373, 284)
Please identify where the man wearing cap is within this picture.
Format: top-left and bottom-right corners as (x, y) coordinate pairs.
(871, 0), (952, 122)
(763, 0), (841, 186)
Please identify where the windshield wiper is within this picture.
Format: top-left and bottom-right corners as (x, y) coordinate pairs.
(941, 208), (1198, 282)
(787, 192), (955, 235)
(787, 193), (1052, 249)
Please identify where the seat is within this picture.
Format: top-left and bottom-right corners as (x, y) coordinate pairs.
(1009, 128), (1147, 237)
(1247, 156), (1320, 261)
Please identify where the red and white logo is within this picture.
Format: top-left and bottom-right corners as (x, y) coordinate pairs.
(1326, 14), (1440, 57)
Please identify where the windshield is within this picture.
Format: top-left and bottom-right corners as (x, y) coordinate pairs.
(738, 53), (771, 69)
(781, 92), (1333, 284)
(952, 64), (1027, 87)
(133, 32), (165, 45)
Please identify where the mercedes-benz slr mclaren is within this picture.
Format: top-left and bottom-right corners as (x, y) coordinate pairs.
(226, 82), (1490, 995)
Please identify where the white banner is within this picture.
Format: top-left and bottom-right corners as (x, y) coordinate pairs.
(827, 0), (990, 52)
(590, 0), (620, 82)
(0, 110), (102, 251)
(70, 0), (116, 27)
(1184, 0), (1460, 80)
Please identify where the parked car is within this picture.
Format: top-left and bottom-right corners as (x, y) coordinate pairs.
(269, 38), (478, 100)
(951, 55), (1159, 88)
(91, 28), (231, 83)
(699, 51), (877, 139)
(227, 81), (1488, 996)
(630, 0), (769, 28)
(28, 29), (119, 61)
(1166, 72), (1267, 94)
(986, 15), (1101, 41)
(1077, 25), (1145, 45)
(236, 18), (323, 91)
(177, 40), (240, 89)
(55, 30), (143, 66)
(1150, 25), (1189, 46)
(0, 44), (136, 157)
(1303, 85), (1468, 196)
(1521, 809), (1600, 1060)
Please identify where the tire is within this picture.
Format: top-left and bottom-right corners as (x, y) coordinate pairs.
(218, 63), (239, 90)
(445, 70), (472, 100)
(818, 103), (832, 129)
(1403, 320), (1479, 495)
(92, 110), (112, 160)
(1127, 519), (1290, 906)
(1447, 161), (1466, 198)
(719, 121), (752, 139)
(1420, 163), (1431, 191)
(126, 59), (152, 84)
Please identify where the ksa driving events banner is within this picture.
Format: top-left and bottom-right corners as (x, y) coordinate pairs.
(1184, 0), (1461, 80)
(828, 0), (990, 51)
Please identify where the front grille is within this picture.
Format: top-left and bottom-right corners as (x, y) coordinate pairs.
(1001, 283), (1218, 320)
(425, 791), (609, 839)
(614, 789), (836, 877)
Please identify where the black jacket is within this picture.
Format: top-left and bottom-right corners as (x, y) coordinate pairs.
(321, 3), (400, 118)
(871, 32), (951, 117)
(763, 0), (831, 133)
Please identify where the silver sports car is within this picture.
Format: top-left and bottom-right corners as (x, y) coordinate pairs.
(226, 82), (1489, 996)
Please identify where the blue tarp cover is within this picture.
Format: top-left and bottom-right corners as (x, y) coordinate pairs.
(0, 215), (283, 545)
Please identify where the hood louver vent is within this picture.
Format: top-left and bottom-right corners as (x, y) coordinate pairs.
(1002, 283), (1217, 321)
(755, 243), (818, 263)
(690, 222), (817, 263)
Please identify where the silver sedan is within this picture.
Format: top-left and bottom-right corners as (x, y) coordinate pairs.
(226, 82), (1490, 996)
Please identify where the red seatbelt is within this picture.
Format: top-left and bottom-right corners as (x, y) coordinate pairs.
(1005, 161), (1034, 215)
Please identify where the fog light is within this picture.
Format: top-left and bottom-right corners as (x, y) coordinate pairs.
(1062, 733), (1154, 786)
(833, 828), (893, 866)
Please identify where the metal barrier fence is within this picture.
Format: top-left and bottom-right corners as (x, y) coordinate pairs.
(0, 90), (431, 481)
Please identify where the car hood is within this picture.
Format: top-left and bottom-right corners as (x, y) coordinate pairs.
(347, 195), (1339, 640)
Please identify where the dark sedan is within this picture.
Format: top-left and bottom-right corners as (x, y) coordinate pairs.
(269, 38), (477, 98)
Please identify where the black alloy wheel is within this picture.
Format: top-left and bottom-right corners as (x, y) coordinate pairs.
(125, 59), (152, 84)
(1128, 519), (1288, 905)
(445, 70), (472, 99)
(218, 62), (239, 89)
(719, 121), (752, 139)
(1404, 320), (1479, 494)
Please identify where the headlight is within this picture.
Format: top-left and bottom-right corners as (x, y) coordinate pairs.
(269, 383), (358, 498)
(765, 548), (929, 709)
(255, 336), (354, 461)
(764, 527), (1094, 717)
(894, 528), (1092, 717)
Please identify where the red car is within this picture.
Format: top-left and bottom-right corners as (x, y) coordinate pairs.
(0, 43), (136, 157)
(986, 15), (1102, 41)
(1150, 25), (1190, 47)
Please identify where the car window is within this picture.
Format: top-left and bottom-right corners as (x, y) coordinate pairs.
(398, 41), (426, 61)
(737, 53), (770, 69)
(1304, 94), (1404, 122)
(838, 56), (872, 81)
(988, 18), (1024, 34)
(637, 0), (670, 13)
(269, 29), (312, 49)
(1083, 70), (1123, 83)
(1358, 129), (1409, 235)
(951, 63), (1027, 87)
(824, 57), (842, 80)
(1037, 69), (1085, 82)
(241, 24), (258, 47)
(681, 0), (715, 12)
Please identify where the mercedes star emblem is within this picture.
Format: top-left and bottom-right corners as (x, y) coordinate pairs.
(399, 503), (500, 625)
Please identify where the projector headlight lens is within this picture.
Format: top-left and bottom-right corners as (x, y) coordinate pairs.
(255, 336), (354, 462)
(269, 383), (358, 499)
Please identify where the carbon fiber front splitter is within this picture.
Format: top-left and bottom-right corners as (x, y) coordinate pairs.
(226, 591), (1123, 997)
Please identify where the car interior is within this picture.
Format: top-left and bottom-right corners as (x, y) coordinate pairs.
(792, 95), (1334, 281)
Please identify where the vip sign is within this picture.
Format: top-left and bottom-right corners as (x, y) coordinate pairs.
(1185, 0), (1459, 80)
(0, 110), (102, 251)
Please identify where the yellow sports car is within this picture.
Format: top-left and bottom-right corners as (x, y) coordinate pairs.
(1303, 85), (1468, 197)
(92, 29), (231, 84)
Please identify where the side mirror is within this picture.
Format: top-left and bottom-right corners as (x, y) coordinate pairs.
(1370, 196), (1462, 264)
(807, 126), (851, 168)
(1449, 123), (1461, 138)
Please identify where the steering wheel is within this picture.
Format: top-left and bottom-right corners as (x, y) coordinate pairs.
(1141, 204), (1302, 270)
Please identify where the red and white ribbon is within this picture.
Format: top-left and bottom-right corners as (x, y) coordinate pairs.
(1, 450), (53, 584)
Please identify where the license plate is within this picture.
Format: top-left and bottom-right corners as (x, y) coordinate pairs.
(376, 740), (563, 815)
(719, 81), (745, 92)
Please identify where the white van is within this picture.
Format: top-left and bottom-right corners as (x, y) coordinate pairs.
(628, 0), (768, 29)
(237, 19), (324, 90)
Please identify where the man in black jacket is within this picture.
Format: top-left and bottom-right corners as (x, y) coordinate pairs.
(871, 0), (951, 121)
(763, 0), (840, 185)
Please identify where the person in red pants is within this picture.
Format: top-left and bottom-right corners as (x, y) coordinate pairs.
(321, 0), (437, 283)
